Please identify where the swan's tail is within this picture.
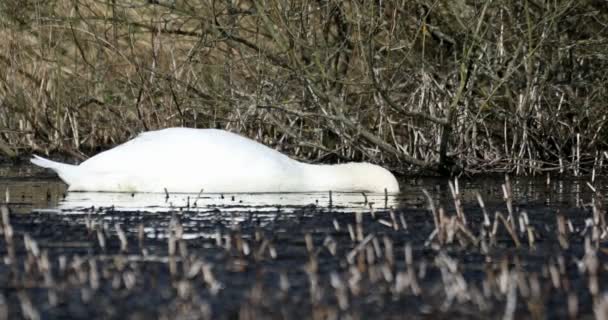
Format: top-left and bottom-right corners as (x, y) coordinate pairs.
(30, 155), (79, 185)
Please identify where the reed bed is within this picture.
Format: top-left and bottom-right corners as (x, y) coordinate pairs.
(1, 176), (608, 318)
(0, 0), (606, 174)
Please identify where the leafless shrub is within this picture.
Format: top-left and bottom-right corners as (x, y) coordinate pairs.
(0, 0), (606, 174)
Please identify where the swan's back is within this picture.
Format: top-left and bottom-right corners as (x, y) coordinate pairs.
(76, 128), (303, 192)
(81, 128), (292, 170)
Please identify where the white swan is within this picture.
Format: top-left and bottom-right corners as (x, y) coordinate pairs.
(31, 128), (400, 193)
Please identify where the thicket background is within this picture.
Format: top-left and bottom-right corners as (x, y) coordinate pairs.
(0, 0), (607, 175)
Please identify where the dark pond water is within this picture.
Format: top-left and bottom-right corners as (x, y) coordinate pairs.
(1, 164), (608, 319)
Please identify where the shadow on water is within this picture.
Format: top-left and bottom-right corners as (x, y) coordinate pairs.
(1, 164), (608, 319)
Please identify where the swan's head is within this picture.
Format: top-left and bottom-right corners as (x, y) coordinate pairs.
(343, 162), (400, 193)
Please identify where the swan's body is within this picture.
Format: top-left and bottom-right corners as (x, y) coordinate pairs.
(31, 128), (399, 193)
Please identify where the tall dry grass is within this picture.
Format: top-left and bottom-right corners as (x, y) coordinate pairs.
(0, 0), (607, 175)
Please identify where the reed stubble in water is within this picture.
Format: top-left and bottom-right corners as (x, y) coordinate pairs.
(1, 177), (608, 318)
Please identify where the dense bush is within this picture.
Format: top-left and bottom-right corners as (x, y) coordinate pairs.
(0, 0), (607, 175)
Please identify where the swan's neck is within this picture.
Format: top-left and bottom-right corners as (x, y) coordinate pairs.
(302, 163), (369, 192)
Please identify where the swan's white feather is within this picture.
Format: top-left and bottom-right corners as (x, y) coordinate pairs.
(31, 128), (399, 193)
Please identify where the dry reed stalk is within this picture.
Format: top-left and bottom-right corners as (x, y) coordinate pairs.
(449, 179), (467, 225)
(495, 212), (522, 248)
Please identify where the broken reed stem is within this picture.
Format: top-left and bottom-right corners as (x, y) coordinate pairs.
(389, 208), (399, 231)
(476, 192), (491, 228)
(556, 211), (569, 249)
(456, 221), (479, 245)
(96, 227), (106, 251)
(422, 189), (440, 234)
(590, 186), (606, 231)
(496, 212), (521, 248)
(115, 224), (128, 252)
(1, 206), (14, 262)
(449, 179), (467, 225)
(502, 175), (516, 232)
(355, 211), (364, 242)
(347, 234), (374, 264)
(384, 188), (388, 209)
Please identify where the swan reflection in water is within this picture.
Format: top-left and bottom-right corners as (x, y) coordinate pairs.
(51, 190), (401, 213)
(39, 190), (402, 240)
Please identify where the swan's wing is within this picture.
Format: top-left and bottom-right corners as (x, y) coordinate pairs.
(78, 128), (297, 177)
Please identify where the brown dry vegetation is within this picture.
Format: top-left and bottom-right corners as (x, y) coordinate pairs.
(0, 0), (607, 175)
